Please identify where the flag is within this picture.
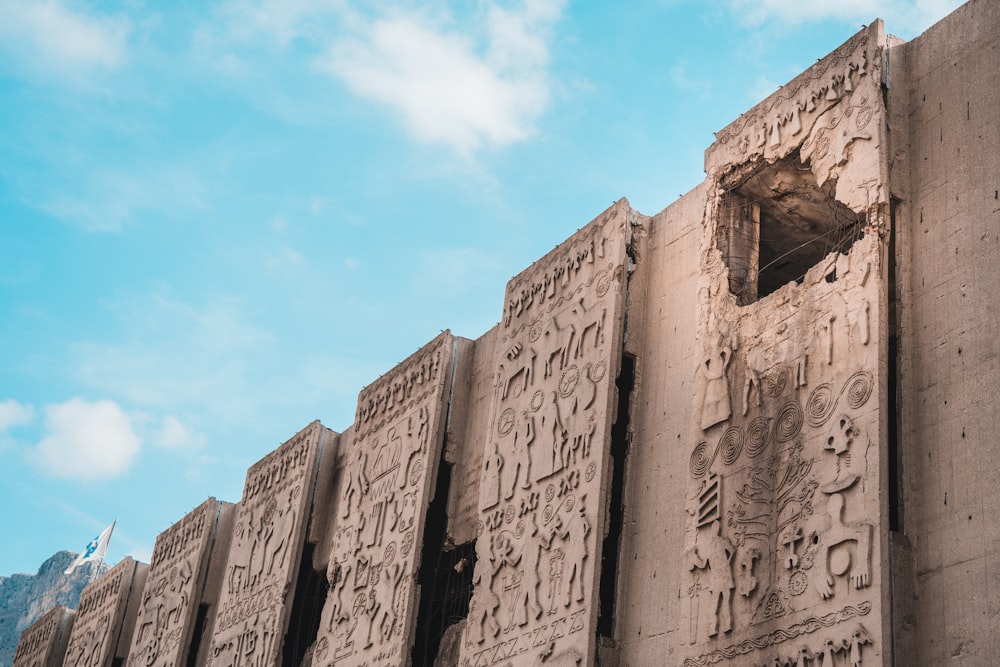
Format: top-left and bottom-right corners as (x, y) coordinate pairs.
(64, 520), (115, 575)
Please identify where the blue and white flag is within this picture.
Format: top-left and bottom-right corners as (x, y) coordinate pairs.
(64, 521), (115, 575)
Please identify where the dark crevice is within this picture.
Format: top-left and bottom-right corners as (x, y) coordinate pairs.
(186, 603), (210, 667)
(412, 459), (476, 666)
(282, 542), (326, 667)
(888, 198), (902, 533)
(597, 353), (636, 639)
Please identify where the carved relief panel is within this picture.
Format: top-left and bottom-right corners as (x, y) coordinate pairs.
(128, 498), (226, 667)
(683, 238), (886, 663)
(460, 201), (633, 667)
(207, 422), (327, 667)
(313, 332), (456, 667)
(63, 558), (147, 667)
(14, 606), (75, 667)
(705, 24), (887, 215)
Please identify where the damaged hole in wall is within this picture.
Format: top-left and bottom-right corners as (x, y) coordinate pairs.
(716, 151), (865, 305)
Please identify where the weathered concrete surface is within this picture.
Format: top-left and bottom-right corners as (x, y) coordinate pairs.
(890, 0), (1000, 663)
(12, 606), (74, 667)
(62, 557), (147, 667)
(460, 200), (636, 667)
(127, 498), (234, 667)
(314, 332), (459, 667)
(207, 421), (332, 667)
(615, 183), (707, 665)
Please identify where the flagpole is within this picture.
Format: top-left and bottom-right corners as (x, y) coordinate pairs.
(89, 518), (116, 584)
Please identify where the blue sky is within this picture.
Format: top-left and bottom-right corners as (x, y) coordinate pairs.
(0, 0), (961, 576)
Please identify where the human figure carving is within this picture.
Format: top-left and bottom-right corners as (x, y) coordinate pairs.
(536, 391), (567, 482)
(468, 540), (501, 644)
(509, 511), (552, 627)
(700, 336), (733, 430)
(687, 519), (735, 639)
(399, 405), (429, 489)
(544, 316), (575, 379)
(503, 413), (535, 500)
(814, 493), (872, 599)
(342, 448), (370, 519)
(480, 442), (504, 511)
(821, 414), (863, 493)
(555, 496), (591, 608)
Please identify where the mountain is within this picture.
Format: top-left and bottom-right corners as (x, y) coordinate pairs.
(0, 551), (106, 667)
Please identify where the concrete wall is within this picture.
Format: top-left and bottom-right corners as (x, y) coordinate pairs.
(891, 0), (1000, 663)
(17, 3), (1000, 666)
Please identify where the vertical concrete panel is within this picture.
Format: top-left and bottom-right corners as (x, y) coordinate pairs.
(616, 184), (706, 662)
(677, 23), (891, 666)
(63, 558), (148, 667)
(127, 498), (230, 667)
(460, 200), (635, 667)
(13, 606), (75, 667)
(206, 422), (326, 667)
(893, 0), (1000, 663)
(313, 333), (458, 667)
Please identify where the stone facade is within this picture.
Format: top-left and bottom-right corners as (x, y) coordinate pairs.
(127, 498), (233, 667)
(17, 1), (1000, 665)
(62, 558), (147, 667)
(12, 606), (74, 667)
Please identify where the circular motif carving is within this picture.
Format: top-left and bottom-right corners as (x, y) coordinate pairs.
(559, 365), (580, 398)
(542, 505), (554, 523)
(719, 426), (744, 465)
(384, 542), (396, 565)
(528, 319), (543, 342)
(745, 417), (770, 458)
(806, 383), (836, 427)
(564, 494), (575, 511)
(775, 400), (803, 443)
(690, 441), (714, 477)
(409, 459), (425, 486)
(596, 271), (613, 297)
(590, 360), (607, 383)
(530, 390), (545, 412)
(789, 571), (808, 596)
(845, 370), (874, 409)
(401, 531), (414, 557)
(585, 461), (597, 482)
(856, 105), (874, 130)
(814, 133), (831, 160)
(497, 408), (516, 436)
(514, 520), (525, 539)
(315, 637), (329, 662)
(504, 504), (515, 524)
(544, 484), (556, 502)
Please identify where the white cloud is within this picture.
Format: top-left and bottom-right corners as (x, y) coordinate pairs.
(0, 0), (129, 77)
(35, 399), (140, 480)
(322, 1), (564, 153)
(0, 399), (34, 431)
(70, 293), (274, 420)
(726, 0), (964, 35)
(38, 165), (208, 233)
(152, 415), (204, 450)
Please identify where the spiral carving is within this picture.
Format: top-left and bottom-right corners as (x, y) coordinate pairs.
(845, 371), (874, 409)
(719, 427), (744, 465)
(806, 383), (836, 427)
(690, 441), (714, 478)
(745, 417), (771, 458)
(775, 400), (803, 442)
